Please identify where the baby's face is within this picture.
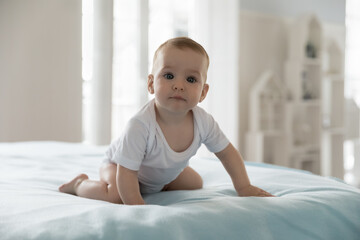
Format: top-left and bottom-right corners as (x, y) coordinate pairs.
(148, 46), (209, 114)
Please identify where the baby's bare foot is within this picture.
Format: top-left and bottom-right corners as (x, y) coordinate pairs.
(59, 174), (89, 195)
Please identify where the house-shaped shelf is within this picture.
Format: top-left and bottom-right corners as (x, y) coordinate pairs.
(249, 71), (286, 133)
(286, 15), (323, 102)
(323, 39), (344, 130)
(246, 71), (287, 165)
(326, 39), (344, 75)
(289, 14), (322, 61)
(284, 14), (324, 175)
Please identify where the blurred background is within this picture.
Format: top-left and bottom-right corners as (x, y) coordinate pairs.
(1, 0), (358, 187)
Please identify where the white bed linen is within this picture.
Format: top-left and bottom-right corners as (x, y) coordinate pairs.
(0, 141), (359, 240)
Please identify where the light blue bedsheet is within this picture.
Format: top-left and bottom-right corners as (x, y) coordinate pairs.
(0, 142), (359, 239)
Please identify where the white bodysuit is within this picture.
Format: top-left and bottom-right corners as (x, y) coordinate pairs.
(105, 99), (229, 194)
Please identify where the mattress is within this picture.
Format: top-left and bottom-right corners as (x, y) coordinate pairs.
(0, 141), (359, 239)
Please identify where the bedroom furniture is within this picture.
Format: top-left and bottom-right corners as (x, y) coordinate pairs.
(246, 71), (287, 166)
(345, 98), (360, 187)
(285, 15), (346, 178)
(284, 14), (323, 175)
(321, 38), (345, 179)
(247, 15), (345, 179)
(1, 141), (359, 239)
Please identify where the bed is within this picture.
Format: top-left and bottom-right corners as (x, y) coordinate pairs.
(0, 141), (359, 239)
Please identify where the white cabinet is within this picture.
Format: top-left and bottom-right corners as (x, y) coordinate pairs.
(284, 15), (323, 175)
(245, 14), (345, 177)
(285, 16), (345, 177)
(322, 39), (345, 179)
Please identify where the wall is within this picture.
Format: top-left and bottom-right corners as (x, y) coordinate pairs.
(241, 0), (345, 24)
(238, 11), (288, 154)
(0, 0), (82, 142)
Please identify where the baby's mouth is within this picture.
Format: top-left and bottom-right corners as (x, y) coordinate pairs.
(170, 95), (186, 101)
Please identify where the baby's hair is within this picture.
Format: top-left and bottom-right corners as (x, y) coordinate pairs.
(152, 37), (210, 70)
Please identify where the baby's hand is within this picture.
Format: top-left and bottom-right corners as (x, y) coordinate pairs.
(237, 185), (275, 197)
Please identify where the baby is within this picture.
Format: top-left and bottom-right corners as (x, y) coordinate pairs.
(59, 37), (273, 204)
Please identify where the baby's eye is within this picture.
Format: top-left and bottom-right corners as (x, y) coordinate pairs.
(187, 76), (197, 83)
(164, 73), (174, 80)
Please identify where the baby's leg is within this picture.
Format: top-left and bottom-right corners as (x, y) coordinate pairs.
(58, 173), (89, 195)
(58, 163), (122, 204)
(163, 166), (203, 191)
(98, 163), (123, 203)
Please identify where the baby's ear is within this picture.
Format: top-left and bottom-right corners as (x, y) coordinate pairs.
(199, 83), (209, 102)
(147, 74), (154, 94)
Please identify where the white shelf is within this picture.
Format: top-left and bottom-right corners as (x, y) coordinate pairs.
(323, 38), (344, 75)
(291, 99), (321, 106)
(323, 73), (343, 81)
(262, 130), (284, 136)
(284, 14), (323, 175)
(246, 71), (287, 166)
(292, 144), (320, 154)
(246, 14), (344, 178)
(323, 127), (345, 135)
(291, 152), (320, 174)
(321, 38), (345, 179)
(303, 57), (322, 66)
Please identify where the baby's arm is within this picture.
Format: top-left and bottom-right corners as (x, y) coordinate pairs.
(215, 143), (274, 197)
(116, 165), (145, 205)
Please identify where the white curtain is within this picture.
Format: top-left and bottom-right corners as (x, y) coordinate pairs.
(345, 0), (360, 186)
(86, 0), (241, 148)
(87, 0), (113, 145)
(189, 0), (241, 149)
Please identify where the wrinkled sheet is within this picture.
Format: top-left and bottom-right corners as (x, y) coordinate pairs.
(0, 141), (359, 240)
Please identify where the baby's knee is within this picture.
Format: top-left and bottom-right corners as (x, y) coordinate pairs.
(195, 176), (203, 189)
(108, 185), (123, 204)
(191, 173), (203, 190)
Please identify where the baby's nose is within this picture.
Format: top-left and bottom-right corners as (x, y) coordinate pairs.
(173, 81), (184, 91)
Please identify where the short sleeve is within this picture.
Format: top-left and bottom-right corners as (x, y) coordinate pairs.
(195, 108), (229, 153)
(109, 118), (149, 171)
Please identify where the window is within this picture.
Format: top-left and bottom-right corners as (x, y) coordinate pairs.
(111, 0), (193, 139)
(81, 0), (93, 143)
(148, 0), (191, 66)
(112, 0), (143, 139)
(344, 0), (360, 186)
(82, 0), (193, 142)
